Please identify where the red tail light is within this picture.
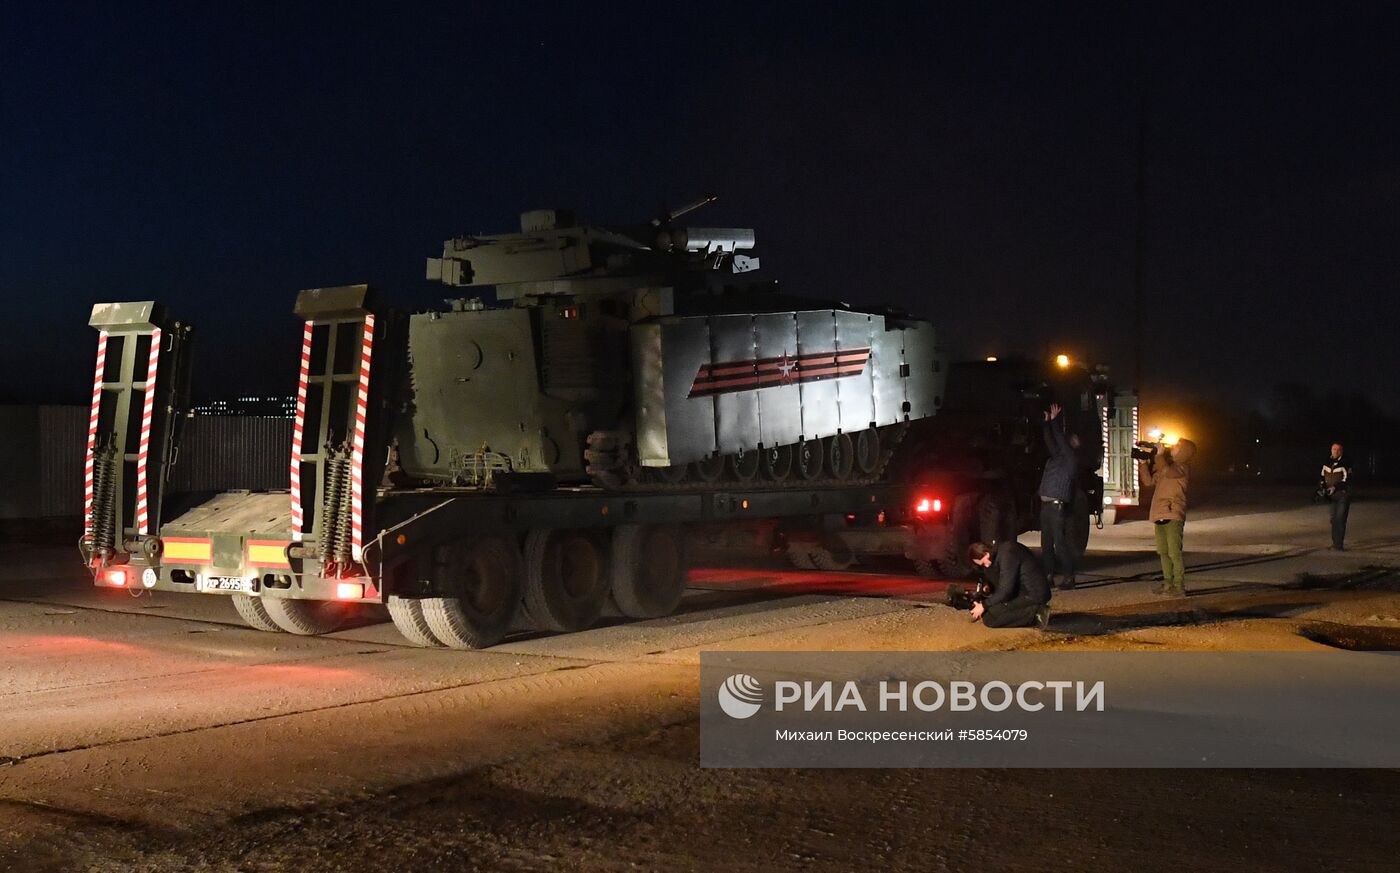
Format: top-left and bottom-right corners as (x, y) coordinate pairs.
(105, 567), (129, 587)
(914, 497), (943, 515)
(336, 582), (364, 600)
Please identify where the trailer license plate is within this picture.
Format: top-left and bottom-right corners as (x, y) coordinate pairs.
(197, 575), (255, 594)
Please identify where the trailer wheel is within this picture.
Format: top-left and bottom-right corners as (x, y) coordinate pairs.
(795, 439), (824, 481)
(523, 529), (610, 632)
(806, 540), (855, 571)
(421, 536), (523, 648)
(786, 544), (817, 569)
(912, 559), (937, 579)
(609, 524), (687, 618)
(262, 598), (346, 636)
(762, 444), (794, 480)
(232, 594), (283, 633)
(386, 596), (443, 647)
(854, 427), (881, 475)
(827, 433), (855, 480)
(729, 447), (760, 482)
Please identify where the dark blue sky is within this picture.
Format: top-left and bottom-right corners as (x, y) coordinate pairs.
(3, 3), (1397, 411)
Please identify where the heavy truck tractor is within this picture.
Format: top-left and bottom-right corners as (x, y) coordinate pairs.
(758, 356), (1138, 577)
(77, 202), (955, 648)
(892, 356), (1139, 577)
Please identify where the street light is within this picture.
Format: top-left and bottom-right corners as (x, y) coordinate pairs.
(1055, 354), (1071, 368)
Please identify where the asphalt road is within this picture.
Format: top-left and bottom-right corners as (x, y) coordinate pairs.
(2, 488), (1399, 872)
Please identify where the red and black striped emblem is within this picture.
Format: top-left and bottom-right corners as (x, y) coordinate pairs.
(689, 348), (871, 398)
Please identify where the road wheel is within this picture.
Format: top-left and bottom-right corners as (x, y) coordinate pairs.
(912, 558), (938, 579)
(729, 447), (760, 482)
(420, 537), (523, 648)
(609, 524), (687, 619)
(762, 444), (794, 480)
(854, 427), (881, 475)
(262, 598), (346, 636)
(795, 439), (824, 481)
(693, 453), (726, 483)
(232, 594), (283, 632)
(1070, 489), (1092, 558)
(387, 596), (443, 647)
(523, 529), (610, 632)
(827, 433), (855, 480)
(650, 462), (689, 484)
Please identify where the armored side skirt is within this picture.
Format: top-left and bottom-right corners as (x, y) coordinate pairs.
(633, 309), (943, 467)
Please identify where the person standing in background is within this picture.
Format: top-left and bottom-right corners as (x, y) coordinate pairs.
(1320, 442), (1353, 550)
(1037, 403), (1080, 590)
(1138, 438), (1197, 596)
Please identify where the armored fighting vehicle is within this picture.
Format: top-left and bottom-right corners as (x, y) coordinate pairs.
(408, 197), (945, 489)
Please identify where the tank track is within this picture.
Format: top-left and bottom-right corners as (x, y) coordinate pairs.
(584, 422), (911, 492)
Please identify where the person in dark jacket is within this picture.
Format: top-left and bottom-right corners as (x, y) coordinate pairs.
(1037, 403), (1081, 590)
(1320, 442), (1353, 550)
(967, 540), (1051, 630)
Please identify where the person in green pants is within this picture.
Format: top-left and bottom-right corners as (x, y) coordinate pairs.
(1137, 438), (1197, 596)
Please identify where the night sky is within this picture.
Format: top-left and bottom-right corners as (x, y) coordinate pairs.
(3, 4), (1397, 413)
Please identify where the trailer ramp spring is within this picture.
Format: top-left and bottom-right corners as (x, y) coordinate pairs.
(89, 438), (119, 556)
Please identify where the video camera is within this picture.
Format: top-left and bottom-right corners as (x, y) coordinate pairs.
(945, 580), (992, 610)
(1131, 440), (1159, 461)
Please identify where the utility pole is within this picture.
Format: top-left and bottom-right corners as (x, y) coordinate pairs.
(1133, 77), (1149, 393)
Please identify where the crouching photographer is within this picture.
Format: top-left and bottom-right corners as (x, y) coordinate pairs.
(957, 541), (1051, 630)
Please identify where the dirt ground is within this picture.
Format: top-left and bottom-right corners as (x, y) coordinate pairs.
(3, 490), (1399, 872)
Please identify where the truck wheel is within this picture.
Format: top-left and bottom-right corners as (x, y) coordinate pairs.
(854, 427), (881, 475)
(762, 444), (794, 480)
(262, 598), (346, 636)
(827, 433), (855, 480)
(912, 559), (937, 579)
(419, 536), (523, 648)
(1070, 489), (1092, 558)
(609, 524), (687, 619)
(977, 493), (1014, 544)
(795, 439), (824, 481)
(523, 529), (610, 632)
(232, 594), (283, 633)
(786, 544), (817, 569)
(729, 447), (760, 482)
(387, 596), (443, 647)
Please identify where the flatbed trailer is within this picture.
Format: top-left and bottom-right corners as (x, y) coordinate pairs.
(78, 294), (954, 648)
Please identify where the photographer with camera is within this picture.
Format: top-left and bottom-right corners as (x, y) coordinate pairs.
(965, 540), (1052, 630)
(1136, 437), (1197, 596)
(1319, 442), (1353, 550)
(1038, 403), (1081, 590)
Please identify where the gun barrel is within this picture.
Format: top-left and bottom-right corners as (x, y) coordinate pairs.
(665, 194), (718, 223)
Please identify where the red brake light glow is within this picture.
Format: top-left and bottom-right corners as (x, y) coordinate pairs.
(105, 567), (129, 587)
(915, 497), (943, 515)
(336, 582), (364, 600)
